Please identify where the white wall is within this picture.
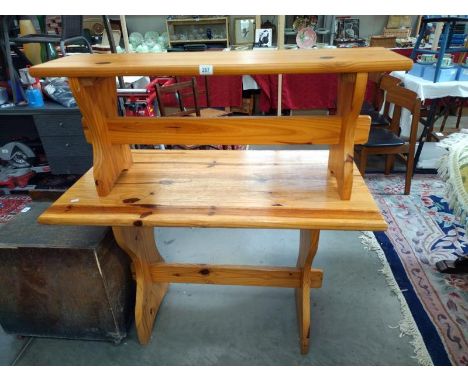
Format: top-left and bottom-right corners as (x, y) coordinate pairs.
(124, 16), (168, 35)
(355, 15), (419, 38)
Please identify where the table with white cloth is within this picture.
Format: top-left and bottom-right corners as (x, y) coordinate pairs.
(391, 71), (468, 168)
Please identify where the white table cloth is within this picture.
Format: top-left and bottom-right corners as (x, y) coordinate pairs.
(392, 71), (468, 101)
(242, 75), (259, 90)
(391, 71), (468, 137)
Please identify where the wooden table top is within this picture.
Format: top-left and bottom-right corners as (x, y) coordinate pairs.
(39, 150), (387, 231)
(29, 48), (412, 77)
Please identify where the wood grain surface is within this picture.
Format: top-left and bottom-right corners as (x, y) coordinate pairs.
(296, 229), (320, 354)
(69, 77), (132, 196)
(39, 150), (387, 231)
(149, 263), (323, 288)
(328, 73), (368, 200)
(112, 226), (168, 345)
(29, 48), (413, 78)
(106, 115), (371, 145)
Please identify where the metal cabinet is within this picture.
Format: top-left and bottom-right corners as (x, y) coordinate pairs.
(33, 113), (92, 175)
(0, 102), (93, 175)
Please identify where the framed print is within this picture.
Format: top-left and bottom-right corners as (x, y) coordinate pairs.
(343, 18), (359, 39)
(234, 18), (255, 45)
(387, 15), (412, 28)
(255, 28), (272, 47)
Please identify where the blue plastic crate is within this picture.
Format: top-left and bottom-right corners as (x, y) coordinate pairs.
(408, 62), (430, 77)
(457, 65), (468, 81)
(422, 64), (458, 82)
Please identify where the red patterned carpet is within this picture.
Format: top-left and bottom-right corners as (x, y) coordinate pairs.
(0, 195), (32, 224)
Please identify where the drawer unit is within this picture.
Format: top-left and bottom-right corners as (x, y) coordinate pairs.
(33, 113), (93, 175)
(33, 114), (84, 137)
(40, 135), (92, 158)
(46, 155), (92, 175)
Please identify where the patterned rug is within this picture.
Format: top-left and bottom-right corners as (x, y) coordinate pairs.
(365, 174), (468, 366)
(0, 195), (32, 224)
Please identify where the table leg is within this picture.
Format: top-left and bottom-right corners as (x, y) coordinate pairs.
(295, 229), (320, 354)
(112, 226), (168, 345)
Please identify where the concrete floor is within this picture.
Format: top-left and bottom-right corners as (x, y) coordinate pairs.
(6, 119), (463, 365)
(1, 228), (420, 365)
(2, 107), (466, 365)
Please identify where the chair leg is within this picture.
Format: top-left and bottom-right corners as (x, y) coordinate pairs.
(358, 148), (368, 176)
(455, 103), (464, 130)
(404, 152), (414, 195)
(440, 107), (450, 133)
(384, 154), (395, 175)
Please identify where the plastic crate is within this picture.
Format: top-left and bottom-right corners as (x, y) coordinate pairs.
(457, 65), (468, 81)
(408, 62), (430, 77)
(423, 64), (458, 82)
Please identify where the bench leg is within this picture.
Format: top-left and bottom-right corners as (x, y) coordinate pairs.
(296, 229), (320, 354)
(328, 72), (369, 200)
(112, 226), (168, 345)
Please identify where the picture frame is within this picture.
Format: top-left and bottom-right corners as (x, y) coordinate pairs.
(255, 28), (272, 47)
(343, 18), (360, 39)
(334, 17), (360, 40)
(233, 18), (255, 45)
(387, 15), (412, 29)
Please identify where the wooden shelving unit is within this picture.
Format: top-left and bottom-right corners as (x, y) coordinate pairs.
(254, 15), (286, 49)
(166, 16), (229, 48)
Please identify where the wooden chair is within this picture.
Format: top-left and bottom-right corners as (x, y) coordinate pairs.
(438, 97), (467, 137)
(355, 74), (421, 195)
(360, 72), (383, 114)
(154, 77), (234, 150)
(154, 77), (229, 118)
(361, 72), (402, 127)
(427, 39), (468, 141)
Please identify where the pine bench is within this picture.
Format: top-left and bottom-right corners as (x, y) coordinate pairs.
(30, 48), (412, 353)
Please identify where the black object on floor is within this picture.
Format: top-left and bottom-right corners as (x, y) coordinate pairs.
(436, 255), (468, 274)
(29, 172), (80, 189)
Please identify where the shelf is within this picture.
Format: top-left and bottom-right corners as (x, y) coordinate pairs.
(166, 16), (229, 48)
(167, 17), (228, 25)
(413, 48), (468, 54)
(421, 16), (468, 23)
(0, 100), (79, 115)
(170, 39), (228, 44)
(38, 149), (387, 231)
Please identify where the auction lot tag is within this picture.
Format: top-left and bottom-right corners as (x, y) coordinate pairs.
(199, 64), (214, 75)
